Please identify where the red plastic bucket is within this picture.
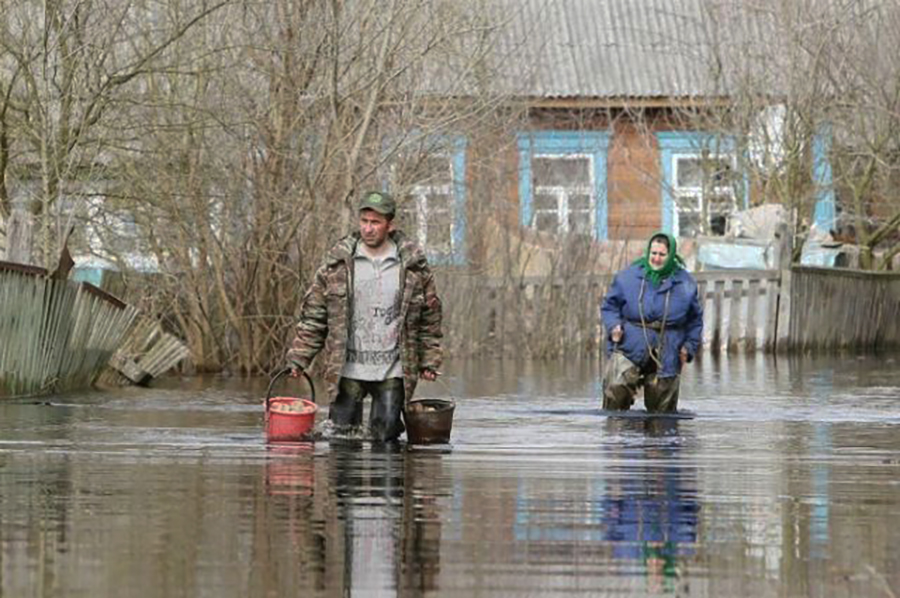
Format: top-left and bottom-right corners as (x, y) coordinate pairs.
(265, 368), (318, 442)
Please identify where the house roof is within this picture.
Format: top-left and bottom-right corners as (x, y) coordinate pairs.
(415, 0), (894, 106)
(491, 0), (781, 101)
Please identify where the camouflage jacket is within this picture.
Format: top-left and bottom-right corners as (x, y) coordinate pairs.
(286, 230), (443, 405)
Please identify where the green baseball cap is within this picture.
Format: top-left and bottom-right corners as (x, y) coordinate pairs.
(358, 191), (396, 216)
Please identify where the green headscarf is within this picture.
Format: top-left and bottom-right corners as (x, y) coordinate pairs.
(633, 231), (686, 287)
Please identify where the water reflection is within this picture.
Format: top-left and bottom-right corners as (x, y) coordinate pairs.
(600, 417), (699, 594)
(3, 355), (900, 597)
(319, 443), (448, 597)
(331, 442), (404, 596)
(400, 448), (450, 596)
(256, 441), (321, 596)
(265, 442), (315, 497)
(508, 416), (699, 594)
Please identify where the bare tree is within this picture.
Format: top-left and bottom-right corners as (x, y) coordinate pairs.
(83, 0), (524, 372)
(658, 0), (900, 269)
(0, 0), (228, 266)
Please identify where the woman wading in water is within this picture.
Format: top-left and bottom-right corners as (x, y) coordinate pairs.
(599, 232), (704, 413)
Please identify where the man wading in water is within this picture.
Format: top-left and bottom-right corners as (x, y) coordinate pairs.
(287, 191), (443, 441)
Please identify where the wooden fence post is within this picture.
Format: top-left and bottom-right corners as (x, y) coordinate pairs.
(775, 267), (793, 352)
(727, 279), (743, 351)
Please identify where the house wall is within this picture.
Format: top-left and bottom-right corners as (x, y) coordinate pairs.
(606, 121), (662, 240)
(441, 106), (796, 277)
(461, 108), (698, 277)
(466, 107), (732, 241)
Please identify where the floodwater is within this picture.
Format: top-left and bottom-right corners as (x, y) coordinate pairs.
(1, 355), (900, 598)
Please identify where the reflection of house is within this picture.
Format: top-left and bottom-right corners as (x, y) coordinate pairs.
(387, 0), (835, 273)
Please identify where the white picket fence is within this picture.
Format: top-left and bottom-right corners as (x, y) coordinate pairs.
(439, 269), (785, 357)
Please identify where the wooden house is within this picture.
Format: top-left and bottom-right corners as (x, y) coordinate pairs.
(388, 0), (836, 276)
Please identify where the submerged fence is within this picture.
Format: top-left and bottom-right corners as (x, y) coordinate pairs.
(97, 314), (192, 387)
(438, 270), (782, 358)
(0, 263), (139, 398)
(785, 266), (900, 352)
(695, 270), (782, 353)
(438, 265), (900, 358)
(4, 261), (894, 391)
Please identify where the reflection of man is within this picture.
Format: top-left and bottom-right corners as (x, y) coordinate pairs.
(401, 450), (447, 592)
(601, 418), (699, 592)
(326, 444), (447, 596)
(287, 191), (443, 441)
(336, 442), (405, 595)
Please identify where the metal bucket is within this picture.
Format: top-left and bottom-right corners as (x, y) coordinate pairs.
(265, 368), (317, 442)
(405, 398), (455, 444)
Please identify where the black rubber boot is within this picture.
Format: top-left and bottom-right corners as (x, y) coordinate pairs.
(329, 378), (366, 428)
(368, 378), (406, 442)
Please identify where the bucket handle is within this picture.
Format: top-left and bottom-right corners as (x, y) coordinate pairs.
(265, 367), (316, 415)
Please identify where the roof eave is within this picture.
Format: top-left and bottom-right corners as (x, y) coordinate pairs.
(525, 95), (738, 109)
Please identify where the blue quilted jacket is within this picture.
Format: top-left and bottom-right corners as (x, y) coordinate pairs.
(600, 264), (704, 378)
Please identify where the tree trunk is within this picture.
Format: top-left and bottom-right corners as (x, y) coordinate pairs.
(4, 202), (35, 264)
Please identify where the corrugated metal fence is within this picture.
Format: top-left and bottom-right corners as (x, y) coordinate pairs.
(0, 264), (138, 398)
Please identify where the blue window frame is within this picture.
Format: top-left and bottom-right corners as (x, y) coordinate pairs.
(387, 135), (467, 266)
(656, 132), (749, 237)
(517, 131), (611, 240)
(812, 124), (836, 232)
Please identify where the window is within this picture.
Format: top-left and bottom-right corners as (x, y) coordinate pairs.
(656, 133), (747, 237)
(532, 156), (594, 236)
(518, 132), (610, 240)
(671, 154), (738, 236)
(402, 155), (455, 255)
(388, 135), (467, 265)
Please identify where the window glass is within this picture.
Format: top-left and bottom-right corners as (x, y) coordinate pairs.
(534, 192), (557, 211)
(398, 154), (456, 254)
(568, 211), (593, 236)
(677, 210), (702, 237)
(530, 155), (594, 236)
(676, 157), (704, 189)
(398, 195), (419, 238)
(533, 156), (590, 187)
(569, 193), (591, 212)
(675, 156), (734, 190)
(425, 193), (452, 252)
(416, 156), (452, 185)
(709, 159), (735, 187)
(673, 153), (738, 236)
(707, 192), (735, 213)
(534, 212), (559, 233)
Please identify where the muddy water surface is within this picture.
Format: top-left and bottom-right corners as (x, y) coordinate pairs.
(1, 354), (899, 597)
